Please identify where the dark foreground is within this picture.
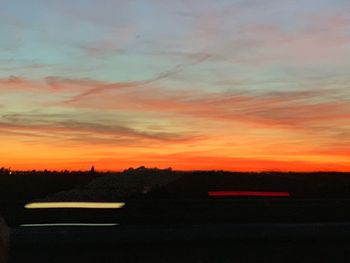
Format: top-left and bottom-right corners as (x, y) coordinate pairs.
(6, 198), (350, 263)
(10, 222), (350, 263)
(4, 168), (350, 262)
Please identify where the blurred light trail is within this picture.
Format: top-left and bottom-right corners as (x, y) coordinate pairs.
(24, 202), (125, 209)
(208, 191), (290, 197)
(20, 223), (119, 227)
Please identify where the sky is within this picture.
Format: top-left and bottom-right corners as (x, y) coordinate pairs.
(1, 0), (350, 171)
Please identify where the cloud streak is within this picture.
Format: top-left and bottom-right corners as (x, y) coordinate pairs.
(2, 75), (349, 138)
(0, 113), (198, 145)
(46, 53), (212, 103)
(59, 79), (350, 132)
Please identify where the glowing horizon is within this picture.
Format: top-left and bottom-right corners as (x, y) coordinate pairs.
(1, 1), (350, 172)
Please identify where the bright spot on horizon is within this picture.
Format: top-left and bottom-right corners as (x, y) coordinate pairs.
(24, 202), (126, 209)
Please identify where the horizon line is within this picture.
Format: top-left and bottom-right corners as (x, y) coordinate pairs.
(1, 166), (350, 173)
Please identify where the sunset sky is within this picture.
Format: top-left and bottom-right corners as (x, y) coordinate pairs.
(1, 0), (350, 171)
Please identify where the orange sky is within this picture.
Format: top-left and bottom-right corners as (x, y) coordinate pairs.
(1, 1), (350, 171)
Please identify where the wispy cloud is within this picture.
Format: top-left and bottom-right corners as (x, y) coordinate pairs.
(3, 75), (349, 135)
(59, 79), (350, 132)
(0, 112), (199, 146)
(78, 24), (137, 57)
(45, 53), (212, 103)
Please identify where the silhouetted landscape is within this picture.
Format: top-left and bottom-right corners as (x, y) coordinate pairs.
(2, 166), (350, 203)
(4, 167), (350, 228)
(5, 167), (350, 262)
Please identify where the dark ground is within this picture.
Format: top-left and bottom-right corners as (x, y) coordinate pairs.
(9, 223), (350, 263)
(2, 167), (350, 203)
(2, 167), (350, 226)
(3, 168), (350, 262)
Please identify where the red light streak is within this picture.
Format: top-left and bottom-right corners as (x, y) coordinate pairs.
(208, 191), (290, 197)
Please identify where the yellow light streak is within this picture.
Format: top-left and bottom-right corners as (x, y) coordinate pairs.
(20, 223), (119, 227)
(24, 202), (125, 209)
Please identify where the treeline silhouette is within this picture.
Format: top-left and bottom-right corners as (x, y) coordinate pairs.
(0, 167), (104, 202)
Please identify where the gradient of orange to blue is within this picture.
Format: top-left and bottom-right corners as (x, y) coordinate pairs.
(1, 0), (350, 171)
